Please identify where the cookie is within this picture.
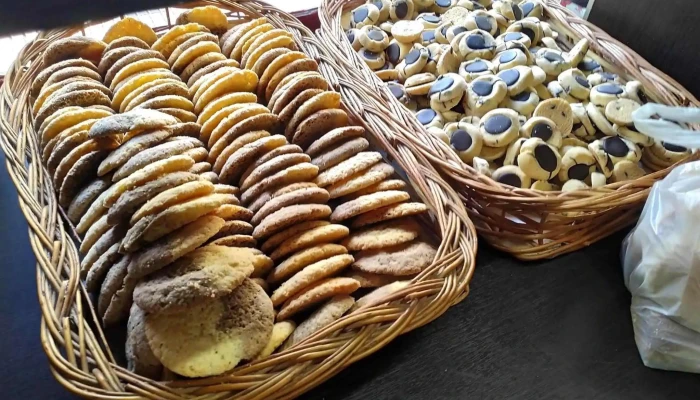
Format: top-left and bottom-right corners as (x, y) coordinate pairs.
(145, 278), (273, 377)
(292, 109), (350, 150)
(212, 220), (254, 239)
(130, 180), (214, 224)
(350, 202), (428, 228)
(268, 244), (348, 285)
(212, 130), (272, 174)
(59, 150), (106, 208)
(107, 171), (200, 225)
(445, 122), (483, 163)
(265, 59), (319, 103)
(126, 304), (163, 379)
(240, 144), (303, 184)
(88, 109), (178, 139)
(351, 281), (410, 312)
(390, 20), (422, 43)
(354, 239), (435, 276)
(533, 98), (574, 136)
(76, 186), (114, 235)
(611, 160), (646, 183)
(98, 254), (134, 324)
(466, 75), (508, 117)
(66, 178), (110, 224)
(331, 190), (410, 222)
(285, 92), (342, 139)
(558, 146), (597, 183)
(326, 162), (395, 199)
(284, 295), (354, 349)
(351, 3), (381, 29)
(306, 127), (365, 159)
(98, 129), (173, 176)
(558, 68), (591, 100)
(180, 52), (228, 84)
(273, 182), (319, 197)
(517, 138), (562, 181)
(492, 165), (532, 188)
(250, 48), (291, 80)
(270, 224), (350, 262)
(194, 69), (258, 114)
(311, 137), (370, 173)
(213, 204), (254, 222)
(605, 98), (641, 127)
(254, 321), (296, 360)
(257, 51), (309, 99)
(271, 74), (330, 116)
(187, 59), (241, 87)
(42, 36), (106, 66)
(127, 215), (225, 280)
(134, 246), (257, 314)
(240, 153), (311, 193)
(112, 138), (202, 181)
(34, 89), (112, 128)
(314, 152), (383, 188)
(270, 254), (354, 306)
(209, 114), (282, 171)
(240, 163), (319, 206)
(520, 116), (562, 148)
(276, 277), (360, 321)
(260, 220), (330, 254)
(350, 179), (407, 198)
(253, 204), (332, 241)
(80, 225), (125, 278)
(342, 218), (420, 251)
(140, 193), (237, 243)
(345, 270), (403, 288)
(209, 235), (257, 248)
(85, 241), (121, 292)
(252, 187), (330, 226)
(32, 58), (98, 96)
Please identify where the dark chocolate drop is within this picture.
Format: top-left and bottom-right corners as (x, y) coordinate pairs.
(499, 50), (518, 63)
(521, 2), (535, 16)
(388, 83), (404, 99)
(503, 32), (523, 42)
(405, 49), (420, 64)
(578, 59), (601, 71)
(453, 26), (468, 36)
(436, 0), (451, 6)
(423, 13), (441, 23)
(347, 30), (355, 43)
(484, 115), (512, 134)
(368, 29), (384, 41)
(521, 27), (536, 43)
(466, 34), (488, 50)
(534, 145), (558, 172)
(498, 172), (522, 187)
(662, 142), (688, 153)
(465, 60), (488, 73)
(395, 2), (409, 19)
(543, 51), (565, 63)
(512, 91), (531, 102)
(568, 164), (591, 180)
(416, 108), (437, 125)
(451, 129), (473, 151)
(362, 49), (380, 60)
(422, 30), (436, 42)
(499, 69), (520, 86)
(531, 123), (553, 141)
(472, 80), (493, 96)
(372, 0), (383, 10)
(575, 75), (591, 88)
(386, 42), (400, 64)
(353, 6), (369, 23)
(512, 4), (523, 20)
(597, 84), (624, 95)
(475, 15), (492, 31)
(429, 75), (455, 96)
(600, 72), (618, 81)
(603, 136), (629, 157)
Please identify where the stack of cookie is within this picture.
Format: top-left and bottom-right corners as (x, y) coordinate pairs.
(343, 0), (685, 191)
(224, 17), (440, 346)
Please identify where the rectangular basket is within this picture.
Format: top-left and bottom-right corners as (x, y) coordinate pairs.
(316, 0), (700, 260)
(0, 0), (477, 398)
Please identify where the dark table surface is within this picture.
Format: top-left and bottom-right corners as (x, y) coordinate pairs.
(2, 1), (700, 399)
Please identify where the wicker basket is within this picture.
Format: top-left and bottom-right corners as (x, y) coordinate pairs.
(317, 0), (700, 260)
(0, 0), (477, 398)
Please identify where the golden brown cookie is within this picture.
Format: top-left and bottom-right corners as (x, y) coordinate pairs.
(252, 187), (329, 226)
(326, 162), (395, 199)
(221, 17), (267, 58)
(85, 241), (121, 292)
(88, 109), (178, 139)
(212, 220), (255, 239)
(269, 224), (350, 262)
(98, 129), (173, 176)
(40, 107), (112, 147)
(253, 203), (332, 241)
(254, 320), (296, 360)
(104, 36), (149, 53)
(180, 51), (227, 83)
(42, 36), (106, 67)
(285, 92), (342, 138)
(145, 278), (273, 377)
(112, 138), (203, 181)
(213, 204), (253, 222)
(285, 295), (354, 348)
(127, 215), (225, 279)
(98, 254), (135, 325)
(240, 153), (311, 192)
(270, 254), (354, 307)
(331, 190), (410, 222)
(267, 244), (348, 285)
(292, 109), (350, 150)
(104, 49), (166, 87)
(134, 246), (257, 313)
(342, 218), (421, 252)
(276, 277), (360, 321)
(257, 51), (308, 98)
(219, 135), (287, 185)
(240, 144), (303, 184)
(345, 270), (404, 288)
(250, 47), (291, 81)
(314, 151), (382, 188)
(175, 6), (229, 35)
(107, 171), (200, 224)
(272, 181), (318, 197)
(59, 150), (107, 208)
(270, 74), (329, 115)
(212, 130), (270, 174)
(311, 136), (367, 172)
(80, 225), (125, 278)
(103, 17), (157, 45)
(306, 126), (366, 158)
(187, 59), (241, 87)
(351, 281), (410, 313)
(240, 163), (319, 206)
(130, 180), (214, 224)
(35, 89), (112, 128)
(259, 220), (330, 254)
(209, 234), (257, 248)
(352, 240), (436, 276)
(76, 186), (114, 235)
(348, 179), (407, 199)
(120, 78), (187, 112)
(208, 113), (281, 167)
(66, 177), (111, 224)
(111, 69), (180, 111)
(32, 59), (97, 96)
(351, 202), (428, 228)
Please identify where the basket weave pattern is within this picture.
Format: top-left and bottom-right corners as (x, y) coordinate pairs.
(317, 0), (700, 260)
(0, 0), (477, 398)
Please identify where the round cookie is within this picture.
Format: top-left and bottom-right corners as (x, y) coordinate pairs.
(326, 162), (395, 199)
(445, 122), (483, 163)
(284, 295), (354, 349)
(458, 58), (496, 82)
(625, 80), (650, 104)
(480, 144), (508, 162)
(533, 98), (574, 136)
(521, 116), (562, 148)
(428, 73), (467, 103)
(496, 65), (533, 96)
(145, 278), (273, 378)
(311, 137), (370, 172)
(611, 160), (646, 183)
(605, 98), (641, 127)
(306, 126), (365, 158)
(585, 102), (616, 136)
(404, 72), (437, 96)
(588, 72), (621, 86)
(269, 224), (350, 262)
(253, 204), (332, 240)
(465, 10), (498, 36)
(558, 146), (597, 183)
(390, 0), (415, 21)
(495, 31), (532, 51)
(330, 190), (410, 222)
(493, 48), (529, 72)
(276, 277), (360, 321)
(516, 138), (562, 181)
(270, 254), (354, 306)
(492, 165), (531, 188)
(342, 218), (420, 252)
(457, 30), (496, 61)
(479, 108), (520, 147)
(501, 90), (539, 118)
(466, 75), (508, 116)
(397, 47), (430, 79)
(351, 3), (381, 28)
(133, 246), (256, 314)
(350, 202), (429, 229)
(252, 187), (330, 226)
(558, 68), (591, 100)
(535, 48), (571, 76)
(352, 240), (436, 276)
(590, 83), (627, 107)
(385, 39), (413, 64)
(268, 244), (348, 285)
(314, 152), (383, 188)
(359, 25), (390, 52)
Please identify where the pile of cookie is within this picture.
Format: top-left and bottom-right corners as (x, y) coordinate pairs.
(224, 17), (438, 323)
(344, 0), (691, 191)
(30, 6), (442, 380)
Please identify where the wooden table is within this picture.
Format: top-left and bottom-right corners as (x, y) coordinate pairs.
(1, 1), (699, 399)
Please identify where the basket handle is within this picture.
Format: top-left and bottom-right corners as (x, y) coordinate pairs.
(633, 103), (700, 148)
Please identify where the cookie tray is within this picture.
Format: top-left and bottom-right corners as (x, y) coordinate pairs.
(0, 0), (477, 398)
(317, 0), (700, 260)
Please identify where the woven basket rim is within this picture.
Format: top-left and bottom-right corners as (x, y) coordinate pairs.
(0, 0), (477, 398)
(317, 0), (700, 202)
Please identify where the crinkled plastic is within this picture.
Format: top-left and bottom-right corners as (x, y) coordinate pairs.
(620, 103), (700, 373)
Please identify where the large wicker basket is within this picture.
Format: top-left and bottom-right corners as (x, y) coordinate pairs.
(0, 0), (477, 398)
(317, 0), (700, 260)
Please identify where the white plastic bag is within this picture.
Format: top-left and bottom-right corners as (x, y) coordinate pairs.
(621, 103), (700, 373)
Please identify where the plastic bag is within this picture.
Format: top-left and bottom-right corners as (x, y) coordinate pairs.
(621, 103), (700, 373)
